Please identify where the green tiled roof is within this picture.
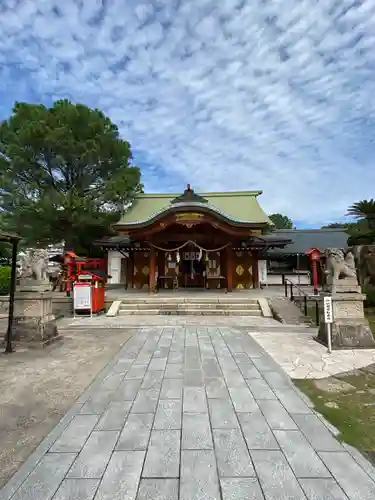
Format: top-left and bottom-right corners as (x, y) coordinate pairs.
(116, 191), (270, 226)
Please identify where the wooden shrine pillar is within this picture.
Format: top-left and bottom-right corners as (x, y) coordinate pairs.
(226, 245), (233, 292)
(127, 251), (134, 289)
(149, 247), (157, 292)
(252, 250), (260, 289)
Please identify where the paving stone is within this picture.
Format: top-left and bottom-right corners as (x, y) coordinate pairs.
(153, 400), (182, 429)
(262, 371), (293, 390)
(165, 363), (184, 378)
(213, 428), (255, 477)
(183, 387), (207, 412)
(160, 378), (183, 399)
(274, 430), (331, 478)
(246, 377), (276, 399)
(149, 357), (168, 371)
(229, 387), (259, 412)
(168, 351), (184, 363)
(205, 377), (229, 398)
(50, 415), (99, 453)
(52, 479), (100, 500)
(220, 478), (265, 500)
(222, 369), (247, 388)
(136, 479), (178, 500)
(11, 453), (77, 500)
(153, 347), (170, 358)
(274, 389), (312, 414)
(125, 364), (148, 379)
(251, 356), (280, 372)
(100, 372), (126, 390)
(292, 414), (343, 452)
(113, 379), (143, 401)
(238, 363), (262, 379)
(79, 390), (114, 414)
(202, 359), (222, 377)
(95, 401), (132, 431)
(142, 430), (180, 478)
(319, 451), (375, 500)
(299, 478), (349, 500)
(257, 399), (298, 430)
(141, 370), (164, 389)
(342, 443), (375, 482)
(132, 388), (160, 413)
(184, 369), (204, 387)
(233, 353), (252, 364)
(94, 450), (145, 500)
(238, 411), (279, 450)
(208, 398), (239, 428)
(251, 450), (306, 500)
(185, 353), (201, 370)
(182, 412), (213, 449)
(67, 430), (119, 478)
(116, 413), (154, 450)
(180, 450), (220, 500)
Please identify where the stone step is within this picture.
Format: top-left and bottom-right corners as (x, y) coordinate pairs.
(118, 309), (263, 316)
(119, 303), (261, 311)
(118, 298), (260, 305)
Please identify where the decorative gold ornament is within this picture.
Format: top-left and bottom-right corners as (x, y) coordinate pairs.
(236, 265), (244, 276)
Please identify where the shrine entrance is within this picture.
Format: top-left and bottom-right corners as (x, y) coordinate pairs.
(151, 237), (229, 291)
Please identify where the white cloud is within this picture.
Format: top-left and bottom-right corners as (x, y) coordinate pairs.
(1, 0), (375, 225)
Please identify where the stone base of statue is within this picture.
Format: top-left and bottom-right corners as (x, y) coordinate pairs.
(11, 279), (62, 347)
(318, 279), (375, 349)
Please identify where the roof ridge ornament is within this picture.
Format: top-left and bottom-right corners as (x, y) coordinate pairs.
(170, 184), (208, 204)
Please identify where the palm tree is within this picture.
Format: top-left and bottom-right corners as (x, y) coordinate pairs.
(347, 199), (375, 230)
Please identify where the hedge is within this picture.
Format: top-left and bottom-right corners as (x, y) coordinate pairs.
(0, 266), (11, 295)
(364, 284), (375, 308)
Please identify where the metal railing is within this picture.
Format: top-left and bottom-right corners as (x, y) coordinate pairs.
(284, 278), (320, 326)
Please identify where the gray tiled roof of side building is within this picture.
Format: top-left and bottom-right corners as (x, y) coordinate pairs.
(266, 229), (349, 255)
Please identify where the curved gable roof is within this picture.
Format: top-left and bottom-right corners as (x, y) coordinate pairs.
(115, 190), (271, 228)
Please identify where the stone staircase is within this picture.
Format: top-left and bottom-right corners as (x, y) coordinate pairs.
(117, 296), (263, 316)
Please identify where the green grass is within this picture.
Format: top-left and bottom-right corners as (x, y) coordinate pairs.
(366, 307), (375, 337)
(295, 369), (375, 459)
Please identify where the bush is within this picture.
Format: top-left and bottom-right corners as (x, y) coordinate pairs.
(347, 231), (375, 246)
(0, 266), (11, 295)
(363, 284), (375, 308)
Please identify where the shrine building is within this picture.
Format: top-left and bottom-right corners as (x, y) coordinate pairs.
(97, 185), (291, 292)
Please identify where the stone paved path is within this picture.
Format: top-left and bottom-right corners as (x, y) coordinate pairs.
(2, 326), (375, 500)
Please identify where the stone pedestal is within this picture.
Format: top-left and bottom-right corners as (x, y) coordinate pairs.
(318, 279), (375, 349)
(11, 280), (60, 347)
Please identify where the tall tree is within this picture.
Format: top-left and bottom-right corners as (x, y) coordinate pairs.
(269, 213), (293, 229)
(347, 199), (375, 230)
(0, 100), (142, 253)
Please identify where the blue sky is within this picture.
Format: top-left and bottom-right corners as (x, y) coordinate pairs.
(1, 0), (375, 228)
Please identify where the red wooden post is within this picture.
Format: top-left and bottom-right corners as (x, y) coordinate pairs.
(226, 245), (233, 292)
(149, 247), (157, 292)
(306, 248), (321, 296)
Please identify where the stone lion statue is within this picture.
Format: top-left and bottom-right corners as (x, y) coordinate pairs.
(324, 248), (357, 281)
(18, 249), (49, 282)
(353, 245), (375, 286)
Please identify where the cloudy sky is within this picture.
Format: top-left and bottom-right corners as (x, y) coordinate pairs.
(1, 0), (374, 227)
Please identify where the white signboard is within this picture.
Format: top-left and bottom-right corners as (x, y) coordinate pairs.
(323, 296), (333, 324)
(258, 260), (268, 284)
(73, 283), (92, 311)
